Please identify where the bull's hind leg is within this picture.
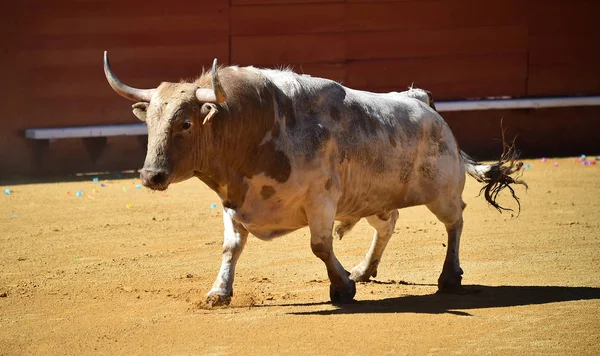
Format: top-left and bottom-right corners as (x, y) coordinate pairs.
(306, 199), (356, 303)
(426, 198), (466, 292)
(349, 210), (399, 282)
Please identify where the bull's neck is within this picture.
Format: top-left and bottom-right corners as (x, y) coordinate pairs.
(193, 99), (278, 204)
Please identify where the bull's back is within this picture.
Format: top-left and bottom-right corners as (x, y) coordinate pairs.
(270, 73), (462, 218)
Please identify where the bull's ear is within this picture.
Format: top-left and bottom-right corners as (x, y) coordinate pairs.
(201, 103), (218, 125)
(132, 102), (149, 122)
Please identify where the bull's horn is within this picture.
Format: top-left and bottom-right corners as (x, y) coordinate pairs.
(195, 58), (227, 104)
(103, 51), (155, 102)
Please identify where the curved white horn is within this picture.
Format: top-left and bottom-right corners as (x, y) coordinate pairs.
(103, 51), (155, 102)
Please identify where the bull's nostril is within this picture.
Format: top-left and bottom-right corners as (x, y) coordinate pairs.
(150, 172), (166, 185)
(140, 169), (168, 187)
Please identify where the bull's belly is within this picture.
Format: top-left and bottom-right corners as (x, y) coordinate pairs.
(243, 225), (303, 240)
(227, 196), (308, 241)
(335, 173), (439, 218)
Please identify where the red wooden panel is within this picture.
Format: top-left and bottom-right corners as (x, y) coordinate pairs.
(232, 34), (345, 65)
(528, 64), (600, 96)
(233, 0), (342, 4)
(346, 0), (525, 32)
(231, 4), (344, 36)
(16, 0), (229, 19)
(346, 53), (527, 88)
(527, 0), (600, 36)
(20, 31), (227, 51)
(411, 80), (527, 101)
(17, 43), (228, 70)
(288, 62), (346, 83)
(28, 13), (228, 37)
(347, 26), (527, 61)
(355, 80), (527, 101)
(529, 33), (600, 66)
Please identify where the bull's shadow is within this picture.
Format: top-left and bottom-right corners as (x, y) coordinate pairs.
(287, 284), (600, 316)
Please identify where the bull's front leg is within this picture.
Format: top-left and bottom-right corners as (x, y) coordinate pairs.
(206, 209), (248, 307)
(306, 199), (356, 304)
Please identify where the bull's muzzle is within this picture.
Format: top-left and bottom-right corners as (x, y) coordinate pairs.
(140, 168), (170, 190)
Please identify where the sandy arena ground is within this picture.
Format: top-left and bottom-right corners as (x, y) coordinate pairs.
(1, 157), (599, 355)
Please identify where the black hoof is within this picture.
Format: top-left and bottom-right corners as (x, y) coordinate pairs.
(437, 269), (464, 293)
(329, 280), (356, 304)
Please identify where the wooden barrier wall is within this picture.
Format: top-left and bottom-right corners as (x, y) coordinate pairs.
(1, 0), (599, 177)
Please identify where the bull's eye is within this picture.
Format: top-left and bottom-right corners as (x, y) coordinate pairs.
(181, 120), (192, 130)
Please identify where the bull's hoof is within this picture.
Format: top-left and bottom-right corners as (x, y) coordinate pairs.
(206, 291), (232, 307)
(437, 268), (464, 293)
(349, 264), (377, 282)
(329, 280), (356, 304)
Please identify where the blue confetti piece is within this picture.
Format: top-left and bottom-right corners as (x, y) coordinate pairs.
(135, 184), (142, 189)
(92, 177), (99, 182)
(100, 184), (106, 187)
(4, 188), (10, 195)
(76, 190), (83, 197)
(210, 203), (217, 209)
(115, 173), (122, 178)
(524, 164), (532, 169)
(581, 154), (586, 159)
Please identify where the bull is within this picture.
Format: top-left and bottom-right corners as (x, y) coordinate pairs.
(103, 52), (526, 306)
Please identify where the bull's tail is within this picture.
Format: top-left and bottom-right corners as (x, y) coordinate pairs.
(461, 137), (528, 214)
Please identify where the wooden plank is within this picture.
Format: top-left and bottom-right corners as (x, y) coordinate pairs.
(17, 43), (229, 69)
(233, 0), (342, 4)
(346, 26), (527, 61)
(231, 3), (344, 36)
(232, 34), (345, 65)
(16, 0), (229, 19)
(345, 53), (527, 93)
(20, 31), (228, 51)
(25, 124), (147, 140)
(527, 0), (600, 36)
(28, 14), (229, 36)
(528, 64), (600, 96)
(529, 33), (600, 66)
(346, 0), (525, 32)
(22, 104), (135, 128)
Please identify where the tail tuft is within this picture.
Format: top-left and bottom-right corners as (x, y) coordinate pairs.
(462, 137), (528, 214)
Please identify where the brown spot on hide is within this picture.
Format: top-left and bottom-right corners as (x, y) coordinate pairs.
(260, 185), (276, 200)
(252, 140), (292, 183)
(325, 178), (332, 190)
(388, 134), (397, 148)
